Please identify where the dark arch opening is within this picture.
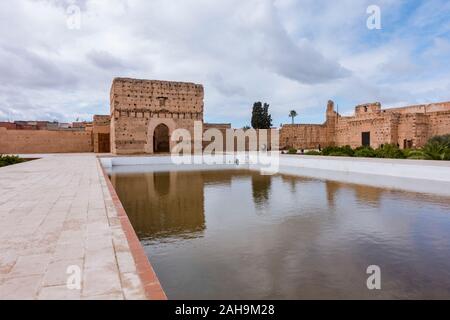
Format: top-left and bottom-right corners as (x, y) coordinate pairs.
(153, 123), (170, 153)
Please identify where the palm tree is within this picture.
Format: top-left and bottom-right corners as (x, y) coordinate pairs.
(289, 110), (298, 124)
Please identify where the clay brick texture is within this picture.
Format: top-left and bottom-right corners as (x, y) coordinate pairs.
(93, 115), (111, 153)
(110, 78), (204, 155)
(2, 77), (449, 155)
(0, 128), (93, 153)
(280, 101), (450, 150)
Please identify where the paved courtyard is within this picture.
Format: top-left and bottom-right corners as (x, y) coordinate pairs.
(0, 154), (165, 300)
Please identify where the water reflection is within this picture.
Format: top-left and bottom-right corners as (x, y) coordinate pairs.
(251, 174), (272, 207)
(325, 180), (340, 208)
(110, 171), (207, 240)
(110, 169), (450, 299)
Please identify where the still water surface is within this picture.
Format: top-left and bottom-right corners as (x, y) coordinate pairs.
(110, 169), (450, 299)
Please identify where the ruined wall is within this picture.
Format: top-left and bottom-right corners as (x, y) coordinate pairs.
(93, 115), (111, 153)
(110, 78), (204, 154)
(381, 102), (450, 148)
(280, 100), (336, 150)
(201, 124), (275, 152)
(335, 113), (399, 148)
(325, 100), (337, 147)
(394, 113), (425, 148)
(384, 101), (450, 115)
(226, 129), (275, 152)
(427, 110), (450, 137)
(280, 101), (450, 150)
(0, 127), (93, 154)
(0, 122), (17, 130)
(202, 123), (231, 151)
(280, 124), (327, 150)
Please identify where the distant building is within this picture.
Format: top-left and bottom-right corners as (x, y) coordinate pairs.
(280, 100), (450, 150)
(110, 78), (204, 154)
(3, 77), (449, 155)
(58, 123), (71, 129)
(0, 122), (17, 130)
(46, 122), (60, 130)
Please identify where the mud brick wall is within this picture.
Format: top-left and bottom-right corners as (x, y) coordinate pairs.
(280, 101), (450, 150)
(110, 78), (204, 155)
(202, 123), (231, 151)
(0, 127), (93, 154)
(428, 110), (450, 137)
(335, 115), (398, 148)
(93, 115), (111, 153)
(280, 124), (327, 150)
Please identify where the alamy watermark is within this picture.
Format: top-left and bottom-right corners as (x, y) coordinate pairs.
(367, 5), (381, 30)
(169, 122), (280, 175)
(66, 265), (82, 290)
(366, 265), (381, 290)
(66, 0), (81, 30)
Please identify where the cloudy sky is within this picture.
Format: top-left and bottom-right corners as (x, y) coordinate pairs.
(0, 0), (449, 127)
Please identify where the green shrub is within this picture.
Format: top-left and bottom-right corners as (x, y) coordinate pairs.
(0, 155), (25, 167)
(310, 142), (449, 161)
(354, 146), (376, 158)
(419, 135), (450, 161)
(401, 148), (414, 158)
(328, 151), (349, 157)
(375, 144), (406, 159)
(443, 148), (450, 160)
(287, 148), (297, 155)
(427, 134), (450, 148)
(341, 145), (355, 156)
(304, 150), (322, 155)
(321, 146), (335, 156)
(422, 141), (449, 160)
(406, 150), (427, 160)
(322, 145), (354, 157)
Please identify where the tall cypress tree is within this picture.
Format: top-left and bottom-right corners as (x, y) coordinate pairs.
(251, 102), (262, 129)
(251, 102), (272, 129)
(262, 103), (273, 129)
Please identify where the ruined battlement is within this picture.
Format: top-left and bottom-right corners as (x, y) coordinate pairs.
(110, 78), (204, 115)
(112, 77), (203, 89)
(383, 101), (450, 114)
(93, 115), (111, 126)
(281, 100), (450, 150)
(110, 78), (205, 155)
(355, 102), (382, 116)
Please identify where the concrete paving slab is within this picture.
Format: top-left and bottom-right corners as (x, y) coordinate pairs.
(0, 154), (165, 300)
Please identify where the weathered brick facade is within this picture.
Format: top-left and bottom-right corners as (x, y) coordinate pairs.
(280, 100), (450, 150)
(93, 115), (111, 153)
(4, 77), (448, 155)
(0, 127), (93, 153)
(0, 116), (111, 154)
(280, 101), (336, 150)
(110, 78), (204, 155)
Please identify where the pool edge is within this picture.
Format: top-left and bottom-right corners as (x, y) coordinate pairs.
(99, 159), (168, 300)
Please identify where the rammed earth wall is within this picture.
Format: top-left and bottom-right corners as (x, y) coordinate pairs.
(0, 127), (93, 154)
(280, 101), (450, 150)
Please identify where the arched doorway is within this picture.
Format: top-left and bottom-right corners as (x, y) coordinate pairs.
(153, 123), (170, 153)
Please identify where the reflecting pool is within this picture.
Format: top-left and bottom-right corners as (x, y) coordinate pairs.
(110, 169), (450, 299)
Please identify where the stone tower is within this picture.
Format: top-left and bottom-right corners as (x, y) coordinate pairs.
(110, 78), (204, 155)
(325, 100), (337, 147)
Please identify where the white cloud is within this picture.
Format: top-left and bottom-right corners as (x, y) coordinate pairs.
(0, 0), (449, 126)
